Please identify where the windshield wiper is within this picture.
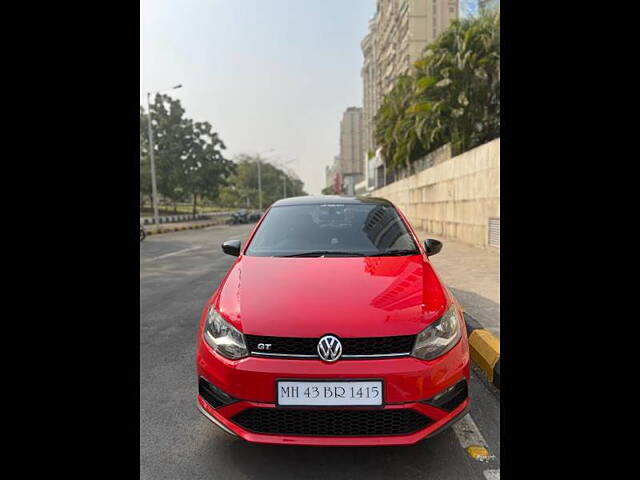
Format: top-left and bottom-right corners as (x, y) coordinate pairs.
(367, 249), (421, 257)
(279, 250), (367, 257)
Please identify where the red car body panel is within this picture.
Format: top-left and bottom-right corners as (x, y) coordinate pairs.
(196, 198), (470, 446)
(196, 331), (469, 404)
(215, 255), (447, 337)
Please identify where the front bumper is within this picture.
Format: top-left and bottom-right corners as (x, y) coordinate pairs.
(196, 335), (469, 446)
(198, 394), (470, 446)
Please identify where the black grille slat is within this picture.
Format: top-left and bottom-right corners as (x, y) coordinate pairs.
(231, 408), (431, 436)
(198, 377), (237, 409)
(245, 335), (317, 356)
(422, 380), (468, 412)
(341, 336), (415, 355)
(437, 385), (468, 411)
(245, 334), (415, 357)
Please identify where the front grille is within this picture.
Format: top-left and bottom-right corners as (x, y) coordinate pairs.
(231, 408), (431, 437)
(246, 336), (317, 356)
(245, 334), (415, 358)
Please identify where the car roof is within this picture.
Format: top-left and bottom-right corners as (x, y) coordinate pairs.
(271, 195), (393, 207)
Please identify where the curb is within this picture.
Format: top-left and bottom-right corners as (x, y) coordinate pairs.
(140, 211), (234, 226)
(145, 221), (220, 236)
(464, 312), (500, 390)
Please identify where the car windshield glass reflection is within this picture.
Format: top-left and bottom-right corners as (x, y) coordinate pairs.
(245, 204), (419, 257)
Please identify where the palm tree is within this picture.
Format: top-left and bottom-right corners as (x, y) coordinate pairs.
(412, 11), (500, 155)
(373, 9), (500, 166)
(374, 75), (427, 172)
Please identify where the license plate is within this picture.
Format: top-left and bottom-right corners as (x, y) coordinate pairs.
(277, 380), (383, 406)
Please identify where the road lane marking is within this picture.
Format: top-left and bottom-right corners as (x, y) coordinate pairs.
(483, 469), (500, 480)
(452, 413), (495, 462)
(144, 246), (202, 263)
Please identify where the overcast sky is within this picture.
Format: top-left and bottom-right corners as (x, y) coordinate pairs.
(141, 0), (375, 195)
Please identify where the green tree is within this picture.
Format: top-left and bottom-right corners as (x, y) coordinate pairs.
(218, 155), (306, 209)
(182, 120), (234, 214)
(412, 10), (500, 155)
(140, 94), (232, 213)
(374, 75), (428, 171)
(146, 94), (191, 209)
(374, 10), (500, 171)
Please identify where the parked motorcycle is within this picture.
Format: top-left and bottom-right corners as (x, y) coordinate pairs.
(226, 210), (249, 225)
(225, 209), (262, 225)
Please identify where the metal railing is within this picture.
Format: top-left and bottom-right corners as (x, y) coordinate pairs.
(376, 144), (453, 189)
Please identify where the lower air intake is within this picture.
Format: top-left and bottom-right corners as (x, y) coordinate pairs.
(231, 408), (431, 436)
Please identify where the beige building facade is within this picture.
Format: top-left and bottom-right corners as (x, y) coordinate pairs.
(361, 0), (459, 156)
(361, 19), (378, 159)
(337, 107), (364, 194)
(339, 107), (364, 176)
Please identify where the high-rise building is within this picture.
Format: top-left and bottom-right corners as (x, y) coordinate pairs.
(361, 16), (378, 160)
(339, 107), (364, 176)
(338, 107), (364, 195)
(325, 163), (337, 190)
(361, 0), (459, 157)
(325, 156), (341, 192)
(479, 0), (499, 13)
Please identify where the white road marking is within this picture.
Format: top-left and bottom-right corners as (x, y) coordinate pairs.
(145, 246), (202, 263)
(483, 469), (500, 480)
(452, 414), (488, 448)
(452, 413), (495, 462)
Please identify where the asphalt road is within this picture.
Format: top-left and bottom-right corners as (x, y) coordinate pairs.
(140, 224), (500, 480)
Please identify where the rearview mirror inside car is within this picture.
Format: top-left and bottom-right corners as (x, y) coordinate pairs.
(424, 239), (443, 257)
(222, 239), (241, 257)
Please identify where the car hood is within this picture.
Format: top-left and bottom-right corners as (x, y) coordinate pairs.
(214, 255), (448, 338)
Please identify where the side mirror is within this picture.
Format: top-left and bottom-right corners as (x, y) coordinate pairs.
(424, 239), (443, 257)
(222, 239), (241, 257)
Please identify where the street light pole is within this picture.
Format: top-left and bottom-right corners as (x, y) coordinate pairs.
(257, 159), (262, 211)
(146, 93), (160, 231)
(273, 158), (297, 199)
(255, 149), (275, 211)
(144, 84), (182, 231)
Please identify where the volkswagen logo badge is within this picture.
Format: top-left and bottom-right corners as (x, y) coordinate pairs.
(317, 335), (342, 362)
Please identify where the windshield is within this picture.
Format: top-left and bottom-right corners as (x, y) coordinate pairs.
(245, 203), (420, 257)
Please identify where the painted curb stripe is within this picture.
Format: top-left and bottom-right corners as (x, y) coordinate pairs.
(468, 330), (500, 383)
(464, 313), (500, 389)
(144, 222), (219, 236)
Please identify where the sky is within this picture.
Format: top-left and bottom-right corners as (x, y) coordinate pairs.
(140, 0), (376, 195)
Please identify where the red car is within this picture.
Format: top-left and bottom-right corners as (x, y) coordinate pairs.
(196, 196), (469, 446)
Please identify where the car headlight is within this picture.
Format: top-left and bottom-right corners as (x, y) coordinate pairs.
(412, 304), (462, 360)
(203, 306), (248, 360)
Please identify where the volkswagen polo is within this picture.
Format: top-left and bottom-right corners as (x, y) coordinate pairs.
(196, 196), (470, 446)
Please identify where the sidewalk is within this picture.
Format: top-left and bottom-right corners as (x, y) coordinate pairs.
(416, 231), (500, 338)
